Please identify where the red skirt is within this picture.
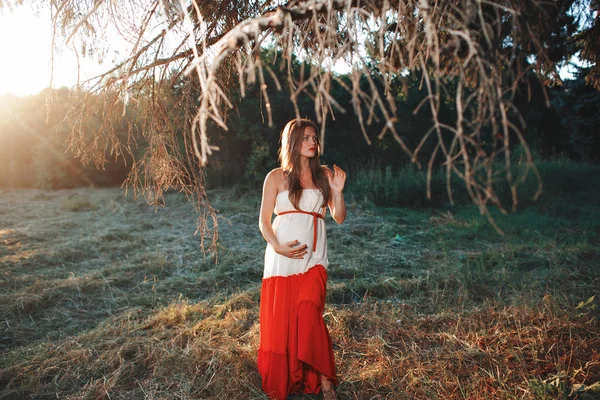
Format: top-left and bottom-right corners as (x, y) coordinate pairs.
(257, 264), (337, 400)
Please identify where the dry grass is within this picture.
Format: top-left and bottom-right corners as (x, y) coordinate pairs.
(330, 300), (599, 399)
(0, 187), (599, 399)
(1, 294), (598, 399)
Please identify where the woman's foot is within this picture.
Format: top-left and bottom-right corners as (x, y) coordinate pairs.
(320, 375), (336, 400)
(322, 386), (337, 400)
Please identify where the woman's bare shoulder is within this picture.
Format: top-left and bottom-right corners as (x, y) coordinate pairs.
(265, 168), (284, 181)
(264, 168), (286, 191)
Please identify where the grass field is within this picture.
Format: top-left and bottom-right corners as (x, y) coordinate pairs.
(0, 184), (599, 399)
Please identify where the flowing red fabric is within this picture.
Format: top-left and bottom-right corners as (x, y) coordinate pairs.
(258, 264), (337, 400)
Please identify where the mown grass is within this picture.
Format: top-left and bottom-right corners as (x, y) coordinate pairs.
(0, 175), (599, 399)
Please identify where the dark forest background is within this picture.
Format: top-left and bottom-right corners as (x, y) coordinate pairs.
(1, 53), (598, 210)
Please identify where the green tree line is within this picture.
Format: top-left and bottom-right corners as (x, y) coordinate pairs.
(0, 62), (598, 191)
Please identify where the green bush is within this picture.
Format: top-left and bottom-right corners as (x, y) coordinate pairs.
(347, 157), (600, 213)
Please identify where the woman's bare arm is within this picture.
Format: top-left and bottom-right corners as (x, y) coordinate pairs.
(327, 165), (346, 224)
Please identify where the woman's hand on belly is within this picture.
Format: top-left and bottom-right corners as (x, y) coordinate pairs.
(273, 240), (308, 259)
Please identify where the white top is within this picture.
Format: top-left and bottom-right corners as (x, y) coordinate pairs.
(263, 189), (329, 278)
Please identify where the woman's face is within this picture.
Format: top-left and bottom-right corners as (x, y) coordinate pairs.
(299, 126), (319, 159)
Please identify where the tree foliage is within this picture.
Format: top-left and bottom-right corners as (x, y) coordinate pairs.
(0, 91), (132, 189)
(2, 0), (598, 242)
(551, 74), (600, 161)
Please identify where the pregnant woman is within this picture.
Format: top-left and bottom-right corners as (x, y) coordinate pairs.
(258, 119), (346, 400)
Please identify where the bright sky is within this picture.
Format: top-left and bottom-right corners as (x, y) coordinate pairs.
(0, 6), (580, 98)
(0, 6), (105, 97)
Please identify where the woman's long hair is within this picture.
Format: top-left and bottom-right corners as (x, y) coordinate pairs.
(279, 119), (329, 210)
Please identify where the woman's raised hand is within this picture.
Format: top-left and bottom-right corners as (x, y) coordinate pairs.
(328, 164), (347, 193)
(274, 240), (308, 259)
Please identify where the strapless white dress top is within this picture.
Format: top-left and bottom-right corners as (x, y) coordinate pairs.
(263, 189), (329, 278)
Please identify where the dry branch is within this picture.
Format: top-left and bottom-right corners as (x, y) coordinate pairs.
(27, 0), (587, 243)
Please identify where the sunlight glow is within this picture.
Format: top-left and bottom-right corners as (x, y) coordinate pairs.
(0, 7), (101, 97)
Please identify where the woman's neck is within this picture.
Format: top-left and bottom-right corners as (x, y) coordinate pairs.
(299, 158), (310, 175)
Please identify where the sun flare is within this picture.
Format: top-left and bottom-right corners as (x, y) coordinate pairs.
(0, 7), (97, 97)
(0, 8), (54, 96)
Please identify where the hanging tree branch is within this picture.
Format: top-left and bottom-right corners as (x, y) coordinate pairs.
(5, 0), (590, 243)
(177, 0), (555, 234)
